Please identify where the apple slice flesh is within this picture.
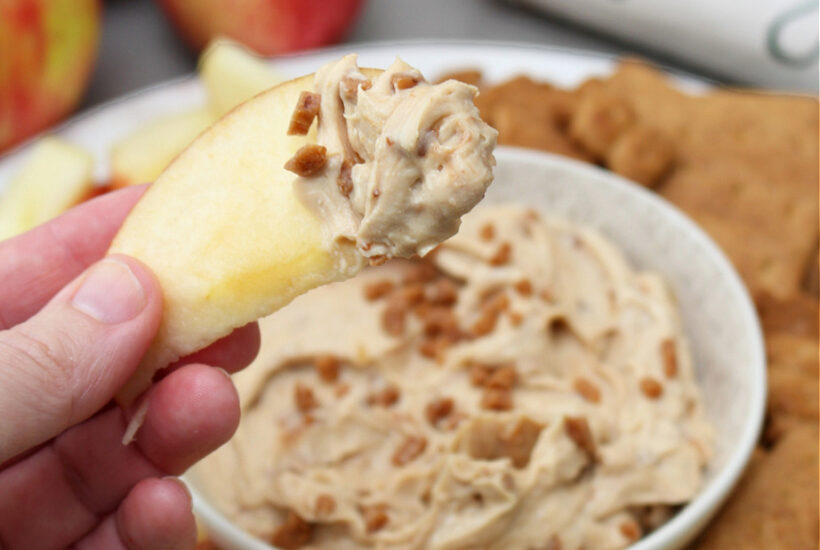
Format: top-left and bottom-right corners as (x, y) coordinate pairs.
(0, 137), (94, 241)
(110, 108), (216, 188)
(199, 39), (285, 117)
(110, 72), (377, 405)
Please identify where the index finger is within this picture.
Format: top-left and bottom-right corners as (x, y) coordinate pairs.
(0, 185), (147, 329)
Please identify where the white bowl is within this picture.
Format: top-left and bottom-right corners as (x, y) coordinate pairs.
(187, 147), (766, 550)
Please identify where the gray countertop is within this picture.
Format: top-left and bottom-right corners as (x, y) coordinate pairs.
(83, 0), (722, 109)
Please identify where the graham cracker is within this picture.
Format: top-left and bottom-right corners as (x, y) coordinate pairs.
(691, 421), (819, 550)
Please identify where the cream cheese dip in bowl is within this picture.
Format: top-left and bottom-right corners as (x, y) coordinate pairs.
(186, 147), (766, 550)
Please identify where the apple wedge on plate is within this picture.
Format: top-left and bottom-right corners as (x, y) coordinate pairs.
(199, 39), (285, 117)
(110, 108), (216, 188)
(110, 57), (497, 413)
(0, 137), (94, 241)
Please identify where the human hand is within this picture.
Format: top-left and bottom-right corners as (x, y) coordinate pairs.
(0, 186), (261, 550)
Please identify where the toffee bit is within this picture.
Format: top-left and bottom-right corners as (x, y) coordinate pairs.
(363, 279), (395, 301)
(619, 519), (642, 541)
(418, 336), (450, 360)
(337, 160), (353, 197)
(381, 303), (406, 336)
(479, 222), (495, 241)
(481, 387), (513, 411)
(271, 512), (312, 549)
(368, 385), (400, 407)
(470, 363), (493, 387)
(284, 144), (327, 177)
(564, 416), (597, 461)
(427, 278), (459, 306)
(640, 377), (664, 399)
(391, 73), (420, 90)
(514, 279), (533, 296)
(486, 365), (517, 390)
(500, 417), (544, 469)
(509, 311), (524, 326)
(425, 397), (455, 427)
(470, 309), (499, 337)
(661, 339), (678, 378)
(294, 383), (318, 413)
(471, 293), (509, 337)
(392, 435), (427, 465)
(314, 355), (340, 383)
(401, 283), (426, 307)
(363, 503), (389, 532)
(422, 306), (461, 339)
(489, 242), (512, 266)
(403, 261), (438, 284)
(315, 494), (336, 516)
(573, 377), (601, 403)
(484, 291), (511, 314)
(287, 91), (321, 136)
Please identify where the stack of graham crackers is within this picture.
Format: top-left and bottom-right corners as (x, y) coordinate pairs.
(447, 60), (818, 550)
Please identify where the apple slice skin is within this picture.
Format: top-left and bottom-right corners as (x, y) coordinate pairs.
(110, 73), (373, 405)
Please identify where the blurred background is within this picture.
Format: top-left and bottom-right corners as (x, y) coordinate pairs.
(2, 0), (818, 155)
(86, 0), (819, 107)
(82, 0), (709, 107)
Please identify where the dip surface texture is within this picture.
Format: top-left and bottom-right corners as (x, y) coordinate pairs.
(193, 206), (713, 550)
(294, 55), (498, 265)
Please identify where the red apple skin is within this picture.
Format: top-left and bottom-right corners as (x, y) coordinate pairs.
(154, 0), (366, 55)
(0, 0), (101, 152)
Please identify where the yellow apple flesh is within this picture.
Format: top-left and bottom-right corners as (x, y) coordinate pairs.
(109, 108), (216, 188)
(199, 39), (284, 117)
(0, 137), (94, 241)
(110, 72), (378, 405)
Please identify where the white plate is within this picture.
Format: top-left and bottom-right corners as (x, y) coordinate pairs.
(0, 39), (712, 189)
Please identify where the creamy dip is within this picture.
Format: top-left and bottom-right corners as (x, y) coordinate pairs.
(193, 206), (713, 550)
(292, 55), (497, 265)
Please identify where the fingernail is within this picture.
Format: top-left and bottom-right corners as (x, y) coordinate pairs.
(71, 259), (147, 324)
(163, 476), (193, 509)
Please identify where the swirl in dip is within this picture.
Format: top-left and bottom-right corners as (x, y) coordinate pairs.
(192, 205), (713, 550)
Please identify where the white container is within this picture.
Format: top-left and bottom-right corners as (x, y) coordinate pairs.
(187, 147), (766, 550)
(509, 0), (819, 92)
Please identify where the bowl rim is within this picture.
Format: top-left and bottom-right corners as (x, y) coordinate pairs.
(187, 147), (767, 550)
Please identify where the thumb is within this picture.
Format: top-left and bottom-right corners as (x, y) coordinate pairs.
(0, 256), (162, 463)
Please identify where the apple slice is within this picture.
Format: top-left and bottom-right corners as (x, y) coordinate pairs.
(110, 72), (360, 405)
(199, 39), (284, 117)
(110, 57), (496, 410)
(0, 137), (94, 240)
(109, 108), (216, 188)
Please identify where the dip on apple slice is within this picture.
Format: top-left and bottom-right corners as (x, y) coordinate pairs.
(109, 55), (497, 422)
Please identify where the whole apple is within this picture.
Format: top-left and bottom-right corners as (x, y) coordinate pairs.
(0, 0), (100, 152)
(154, 0), (365, 55)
